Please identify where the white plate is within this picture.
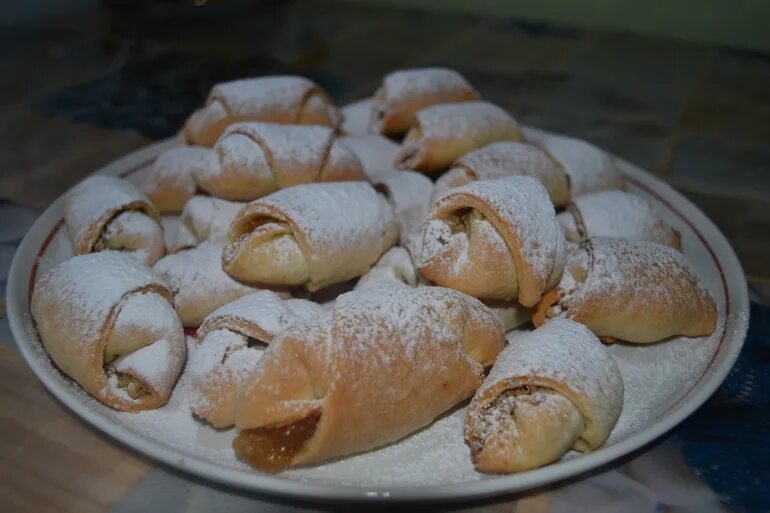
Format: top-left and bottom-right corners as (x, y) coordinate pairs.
(6, 132), (749, 503)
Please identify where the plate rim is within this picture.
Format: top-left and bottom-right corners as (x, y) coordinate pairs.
(5, 134), (750, 503)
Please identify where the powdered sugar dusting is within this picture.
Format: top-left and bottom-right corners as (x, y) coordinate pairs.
(383, 68), (476, 100)
(340, 134), (400, 182)
(564, 190), (679, 247)
(415, 101), (517, 143)
(522, 127), (624, 197)
(212, 76), (316, 116)
(471, 320), (623, 448)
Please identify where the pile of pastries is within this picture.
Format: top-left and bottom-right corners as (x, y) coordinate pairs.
(31, 69), (718, 475)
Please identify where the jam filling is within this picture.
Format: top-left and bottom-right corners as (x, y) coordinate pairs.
(233, 414), (320, 472)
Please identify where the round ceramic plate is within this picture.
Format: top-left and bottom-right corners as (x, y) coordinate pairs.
(6, 129), (749, 503)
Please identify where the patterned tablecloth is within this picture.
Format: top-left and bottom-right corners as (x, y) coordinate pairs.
(1, 200), (767, 513)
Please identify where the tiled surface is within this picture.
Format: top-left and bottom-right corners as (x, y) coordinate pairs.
(1, 0), (769, 277)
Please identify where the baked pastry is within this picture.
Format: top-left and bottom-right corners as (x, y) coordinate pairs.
(354, 247), (418, 291)
(433, 141), (570, 207)
(31, 251), (186, 411)
(144, 147), (206, 213)
(190, 122), (365, 201)
(523, 128), (624, 197)
(372, 68), (479, 136)
(339, 134), (401, 183)
(63, 175), (164, 266)
(223, 182), (399, 291)
(484, 301), (533, 332)
(395, 102), (523, 173)
(169, 196), (245, 253)
(189, 291), (324, 428)
(465, 319), (623, 473)
(376, 171), (434, 245)
(533, 237), (718, 343)
(232, 286), (505, 471)
(416, 176), (565, 306)
(153, 243), (271, 327)
(182, 76), (340, 146)
(557, 190), (682, 250)
(340, 98), (373, 136)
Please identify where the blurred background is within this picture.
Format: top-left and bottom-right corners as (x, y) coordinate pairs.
(2, 0), (769, 292)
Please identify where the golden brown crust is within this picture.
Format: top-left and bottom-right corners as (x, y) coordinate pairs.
(182, 76), (340, 147)
(234, 287), (505, 468)
(417, 177), (565, 307)
(31, 252), (185, 412)
(535, 238), (718, 343)
(395, 102), (523, 173)
(372, 68), (479, 136)
(447, 142), (571, 207)
(223, 182), (399, 292)
(191, 123), (365, 201)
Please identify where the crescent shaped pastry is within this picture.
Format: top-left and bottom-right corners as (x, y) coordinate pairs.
(465, 319), (623, 473)
(189, 291), (324, 428)
(372, 68), (479, 136)
(232, 286), (505, 471)
(189, 122), (365, 201)
(183, 76), (340, 146)
(64, 175), (164, 266)
(417, 176), (565, 306)
(533, 237), (717, 343)
(223, 182), (399, 291)
(31, 252), (186, 411)
(557, 190), (682, 250)
(395, 102), (523, 173)
(433, 141), (570, 207)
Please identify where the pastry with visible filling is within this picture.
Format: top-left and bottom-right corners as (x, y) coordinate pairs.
(64, 175), (164, 266)
(31, 251), (186, 411)
(416, 176), (565, 306)
(465, 318), (623, 473)
(232, 286), (505, 471)
(223, 182), (399, 291)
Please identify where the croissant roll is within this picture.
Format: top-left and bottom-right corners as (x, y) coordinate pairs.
(354, 247), (418, 291)
(465, 319), (623, 473)
(182, 76), (341, 147)
(557, 190), (682, 250)
(144, 147), (207, 213)
(417, 176), (566, 306)
(232, 286), (505, 471)
(395, 102), (524, 173)
(169, 196), (245, 253)
(64, 175), (164, 266)
(339, 134), (401, 182)
(153, 243), (275, 327)
(372, 68), (479, 136)
(523, 128), (624, 197)
(189, 291), (324, 428)
(433, 142), (571, 207)
(376, 171), (434, 244)
(533, 237), (717, 343)
(189, 122), (365, 202)
(31, 252), (186, 411)
(223, 182), (400, 291)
